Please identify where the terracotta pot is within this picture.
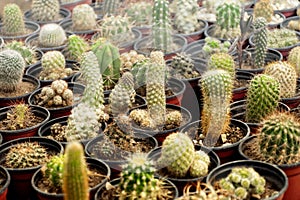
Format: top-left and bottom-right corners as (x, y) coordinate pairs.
(0, 165), (10, 200)
(60, 0), (92, 12)
(239, 135), (300, 200)
(0, 105), (50, 143)
(206, 159), (288, 200)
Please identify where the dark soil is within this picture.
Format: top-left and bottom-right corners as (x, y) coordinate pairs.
(0, 81), (36, 98)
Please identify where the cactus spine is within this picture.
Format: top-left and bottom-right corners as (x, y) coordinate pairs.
(38, 24), (67, 47)
(31, 0), (60, 22)
(0, 49), (25, 92)
(200, 69), (233, 147)
(288, 46), (300, 76)
(207, 53), (235, 78)
(264, 61), (297, 98)
(152, 0), (173, 52)
(253, 0), (273, 22)
(5, 41), (37, 66)
(62, 141), (89, 200)
(65, 35), (90, 62)
(253, 17), (268, 68)
(245, 74), (280, 123)
(72, 4), (97, 31)
(103, 0), (120, 16)
(2, 3), (25, 36)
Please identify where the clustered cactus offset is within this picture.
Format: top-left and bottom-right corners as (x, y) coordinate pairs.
(42, 154), (64, 188)
(202, 37), (231, 56)
(169, 52), (199, 79)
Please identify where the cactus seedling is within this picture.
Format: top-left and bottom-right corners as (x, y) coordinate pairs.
(42, 154), (64, 188)
(31, 0), (60, 22)
(72, 4), (97, 31)
(2, 3), (25, 36)
(38, 24), (67, 48)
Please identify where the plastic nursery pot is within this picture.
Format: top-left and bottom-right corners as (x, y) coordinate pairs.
(147, 145), (220, 196)
(280, 16), (300, 34)
(85, 132), (158, 180)
(38, 116), (106, 148)
(0, 134), (2, 145)
(24, 8), (71, 27)
(60, 0), (92, 12)
(0, 137), (64, 200)
(230, 99), (290, 135)
(128, 104), (193, 145)
(26, 60), (78, 87)
(0, 74), (40, 108)
(94, 176), (179, 200)
(177, 19), (208, 44)
(24, 48), (44, 74)
(233, 70), (254, 102)
(28, 82), (85, 119)
(165, 77), (186, 106)
(133, 34), (188, 60)
(238, 135), (300, 200)
(0, 21), (40, 42)
(0, 165), (10, 200)
(204, 25), (233, 43)
(0, 105), (50, 143)
(181, 118), (250, 164)
(206, 159), (288, 200)
(275, 4), (300, 18)
(31, 156), (110, 200)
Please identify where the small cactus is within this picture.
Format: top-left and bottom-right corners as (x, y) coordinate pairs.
(267, 28), (299, 49)
(253, 17), (268, 68)
(42, 154), (64, 188)
(189, 150), (210, 178)
(202, 37), (231, 56)
(0, 49), (25, 92)
(169, 52), (199, 79)
(38, 24), (67, 48)
(2, 3), (25, 36)
(124, 1), (153, 27)
(131, 58), (151, 88)
(207, 52), (235, 78)
(287, 46), (300, 76)
(165, 110), (183, 130)
(103, 0), (120, 16)
(65, 35), (90, 62)
(31, 0), (60, 22)
(120, 50), (146, 72)
(253, 0), (273, 22)
(72, 4), (97, 31)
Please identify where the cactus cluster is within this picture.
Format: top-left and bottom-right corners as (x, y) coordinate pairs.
(207, 53), (235, 78)
(5, 142), (49, 168)
(2, 3), (25, 36)
(72, 4), (97, 31)
(245, 74), (280, 123)
(267, 28), (299, 49)
(103, 0), (121, 16)
(253, 17), (268, 68)
(124, 1), (153, 27)
(0, 49), (25, 93)
(264, 61), (297, 98)
(287, 46), (300, 76)
(169, 52), (199, 79)
(38, 24), (67, 48)
(253, 0), (273, 22)
(199, 69), (233, 147)
(49, 123), (67, 142)
(42, 154), (64, 188)
(65, 35), (90, 62)
(31, 0), (60, 22)
(202, 37), (231, 56)
(120, 50), (146, 72)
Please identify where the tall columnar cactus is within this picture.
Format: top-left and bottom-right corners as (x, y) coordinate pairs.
(245, 74), (280, 123)
(2, 3), (25, 36)
(152, 0), (173, 52)
(264, 61), (297, 98)
(65, 35), (90, 62)
(103, 0), (120, 16)
(199, 69), (233, 147)
(124, 1), (153, 26)
(174, 0), (200, 34)
(258, 112), (300, 165)
(38, 24), (67, 47)
(72, 4), (97, 31)
(5, 41), (37, 66)
(287, 46), (300, 76)
(207, 53), (235, 78)
(62, 141), (89, 200)
(0, 49), (25, 92)
(42, 154), (64, 188)
(253, 17), (268, 69)
(146, 51), (166, 127)
(216, 2), (241, 31)
(31, 0), (60, 22)
(253, 0), (273, 22)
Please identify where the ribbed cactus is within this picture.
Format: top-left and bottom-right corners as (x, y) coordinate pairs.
(131, 58), (150, 88)
(146, 51), (166, 127)
(207, 52), (235, 78)
(253, 0), (273, 22)
(72, 4), (97, 31)
(2, 3), (25, 36)
(42, 154), (64, 188)
(0, 49), (25, 92)
(169, 52), (199, 79)
(152, 0), (173, 52)
(288, 46), (300, 76)
(124, 1), (152, 26)
(245, 74), (280, 123)
(216, 3), (241, 30)
(103, 0), (120, 16)
(38, 24), (67, 47)
(258, 112), (300, 165)
(5, 41), (37, 66)
(253, 17), (268, 69)
(31, 0), (60, 22)
(264, 61), (297, 98)
(200, 69), (233, 147)
(65, 35), (90, 62)
(62, 141), (89, 200)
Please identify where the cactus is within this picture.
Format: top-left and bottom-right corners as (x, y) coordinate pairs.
(165, 110), (183, 130)
(124, 1), (153, 26)
(173, 0), (200, 34)
(258, 112), (300, 165)
(287, 46), (300, 76)
(202, 37), (231, 56)
(42, 154), (64, 188)
(2, 3), (25, 36)
(199, 69), (233, 147)
(0, 49), (25, 92)
(5, 142), (49, 168)
(245, 74), (280, 123)
(253, 0), (273, 22)
(65, 35), (90, 62)
(169, 52), (199, 79)
(38, 24), (67, 47)
(103, 0), (120, 16)
(264, 61), (297, 98)
(31, 0), (60, 22)
(131, 58), (150, 88)
(129, 109), (152, 128)
(207, 53), (235, 78)
(72, 4), (97, 31)
(5, 41), (38, 66)
(152, 0), (173, 52)
(253, 17), (268, 69)
(189, 150), (210, 178)
(120, 50), (146, 72)
(62, 141), (89, 200)
(267, 28), (299, 49)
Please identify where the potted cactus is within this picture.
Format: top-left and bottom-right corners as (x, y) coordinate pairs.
(60, 0), (92, 12)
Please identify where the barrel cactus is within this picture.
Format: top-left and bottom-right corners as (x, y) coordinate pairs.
(253, 17), (268, 69)
(207, 52), (235, 78)
(0, 49), (25, 92)
(287, 46), (300, 76)
(253, 0), (273, 22)
(38, 24), (67, 47)
(31, 0), (60, 22)
(72, 4), (97, 31)
(65, 35), (90, 62)
(2, 3), (25, 36)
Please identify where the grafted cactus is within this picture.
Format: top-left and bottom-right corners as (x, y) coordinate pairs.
(103, 0), (120, 16)
(72, 4), (97, 31)
(253, 0), (273, 22)
(207, 52), (235, 78)
(253, 17), (268, 68)
(287, 46), (300, 76)
(38, 24), (67, 48)
(2, 3), (25, 36)
(65, 35), (90, 62)
(31, 0), (60, 22)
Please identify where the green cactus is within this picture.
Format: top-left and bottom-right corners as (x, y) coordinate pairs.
(103, 0), (120, 16)
(5, 142), (49, 168)
(0, 49), (25, 93)
(264, 61), (297, 98)
(267, 28), (299, 49)
(207, 52), (235, 78)
(62, 141), (89, 200)
(124, 1), (153, 27)
(31, 0), (60, 22)
(42, 154), (64, 188)
(38, 24), (67, 48)
(202, 37), (231, 56)
(287, 46), (300, 76)
(169, 52), (199, 79)
(253, 0), (273, 22)
(200, 69), (233, 147)
(131, 58), (150, 88)
(258, 112), (300, 165)
(245, 74), (280, 123)
(72, 4), (97, 31)
(253, 17), (268, 69)
(65, 35), (90, 62)
(152, 0), (173, 52)
(189, 150), (210, 178)
(91, 39), (121, 89)
(2, 3), (25, 36)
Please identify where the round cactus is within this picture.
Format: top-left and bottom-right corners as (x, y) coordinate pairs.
(65, 35), (90, 62)
(287, 46), (300, 76)
(0, 49), (25, 92)
(42, 154), (64, 188)
(31, 0), (60, 22)
(72, 4), (97, 31)
(5, 41), (37, 66)
(169, 52), (199, 79)
(253, 17), (268, 69)
(189, 150), (210, 178)
(207, 52), (235, 78)
(216, 2), (241, 30)
(2, 3), (25, 36)
(38, 24), (67, 47)
(253, 0), (273, 22)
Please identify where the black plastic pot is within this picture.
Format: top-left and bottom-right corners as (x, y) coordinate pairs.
(204, 25), (234, 43)
(233, 70), (254, 102)
(90, 2), (104, 19)
(206, 159), (288, 200)
(0, 36), (3, 48)
(0, 165), (10, 200)
(175, 19), (208, 43)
